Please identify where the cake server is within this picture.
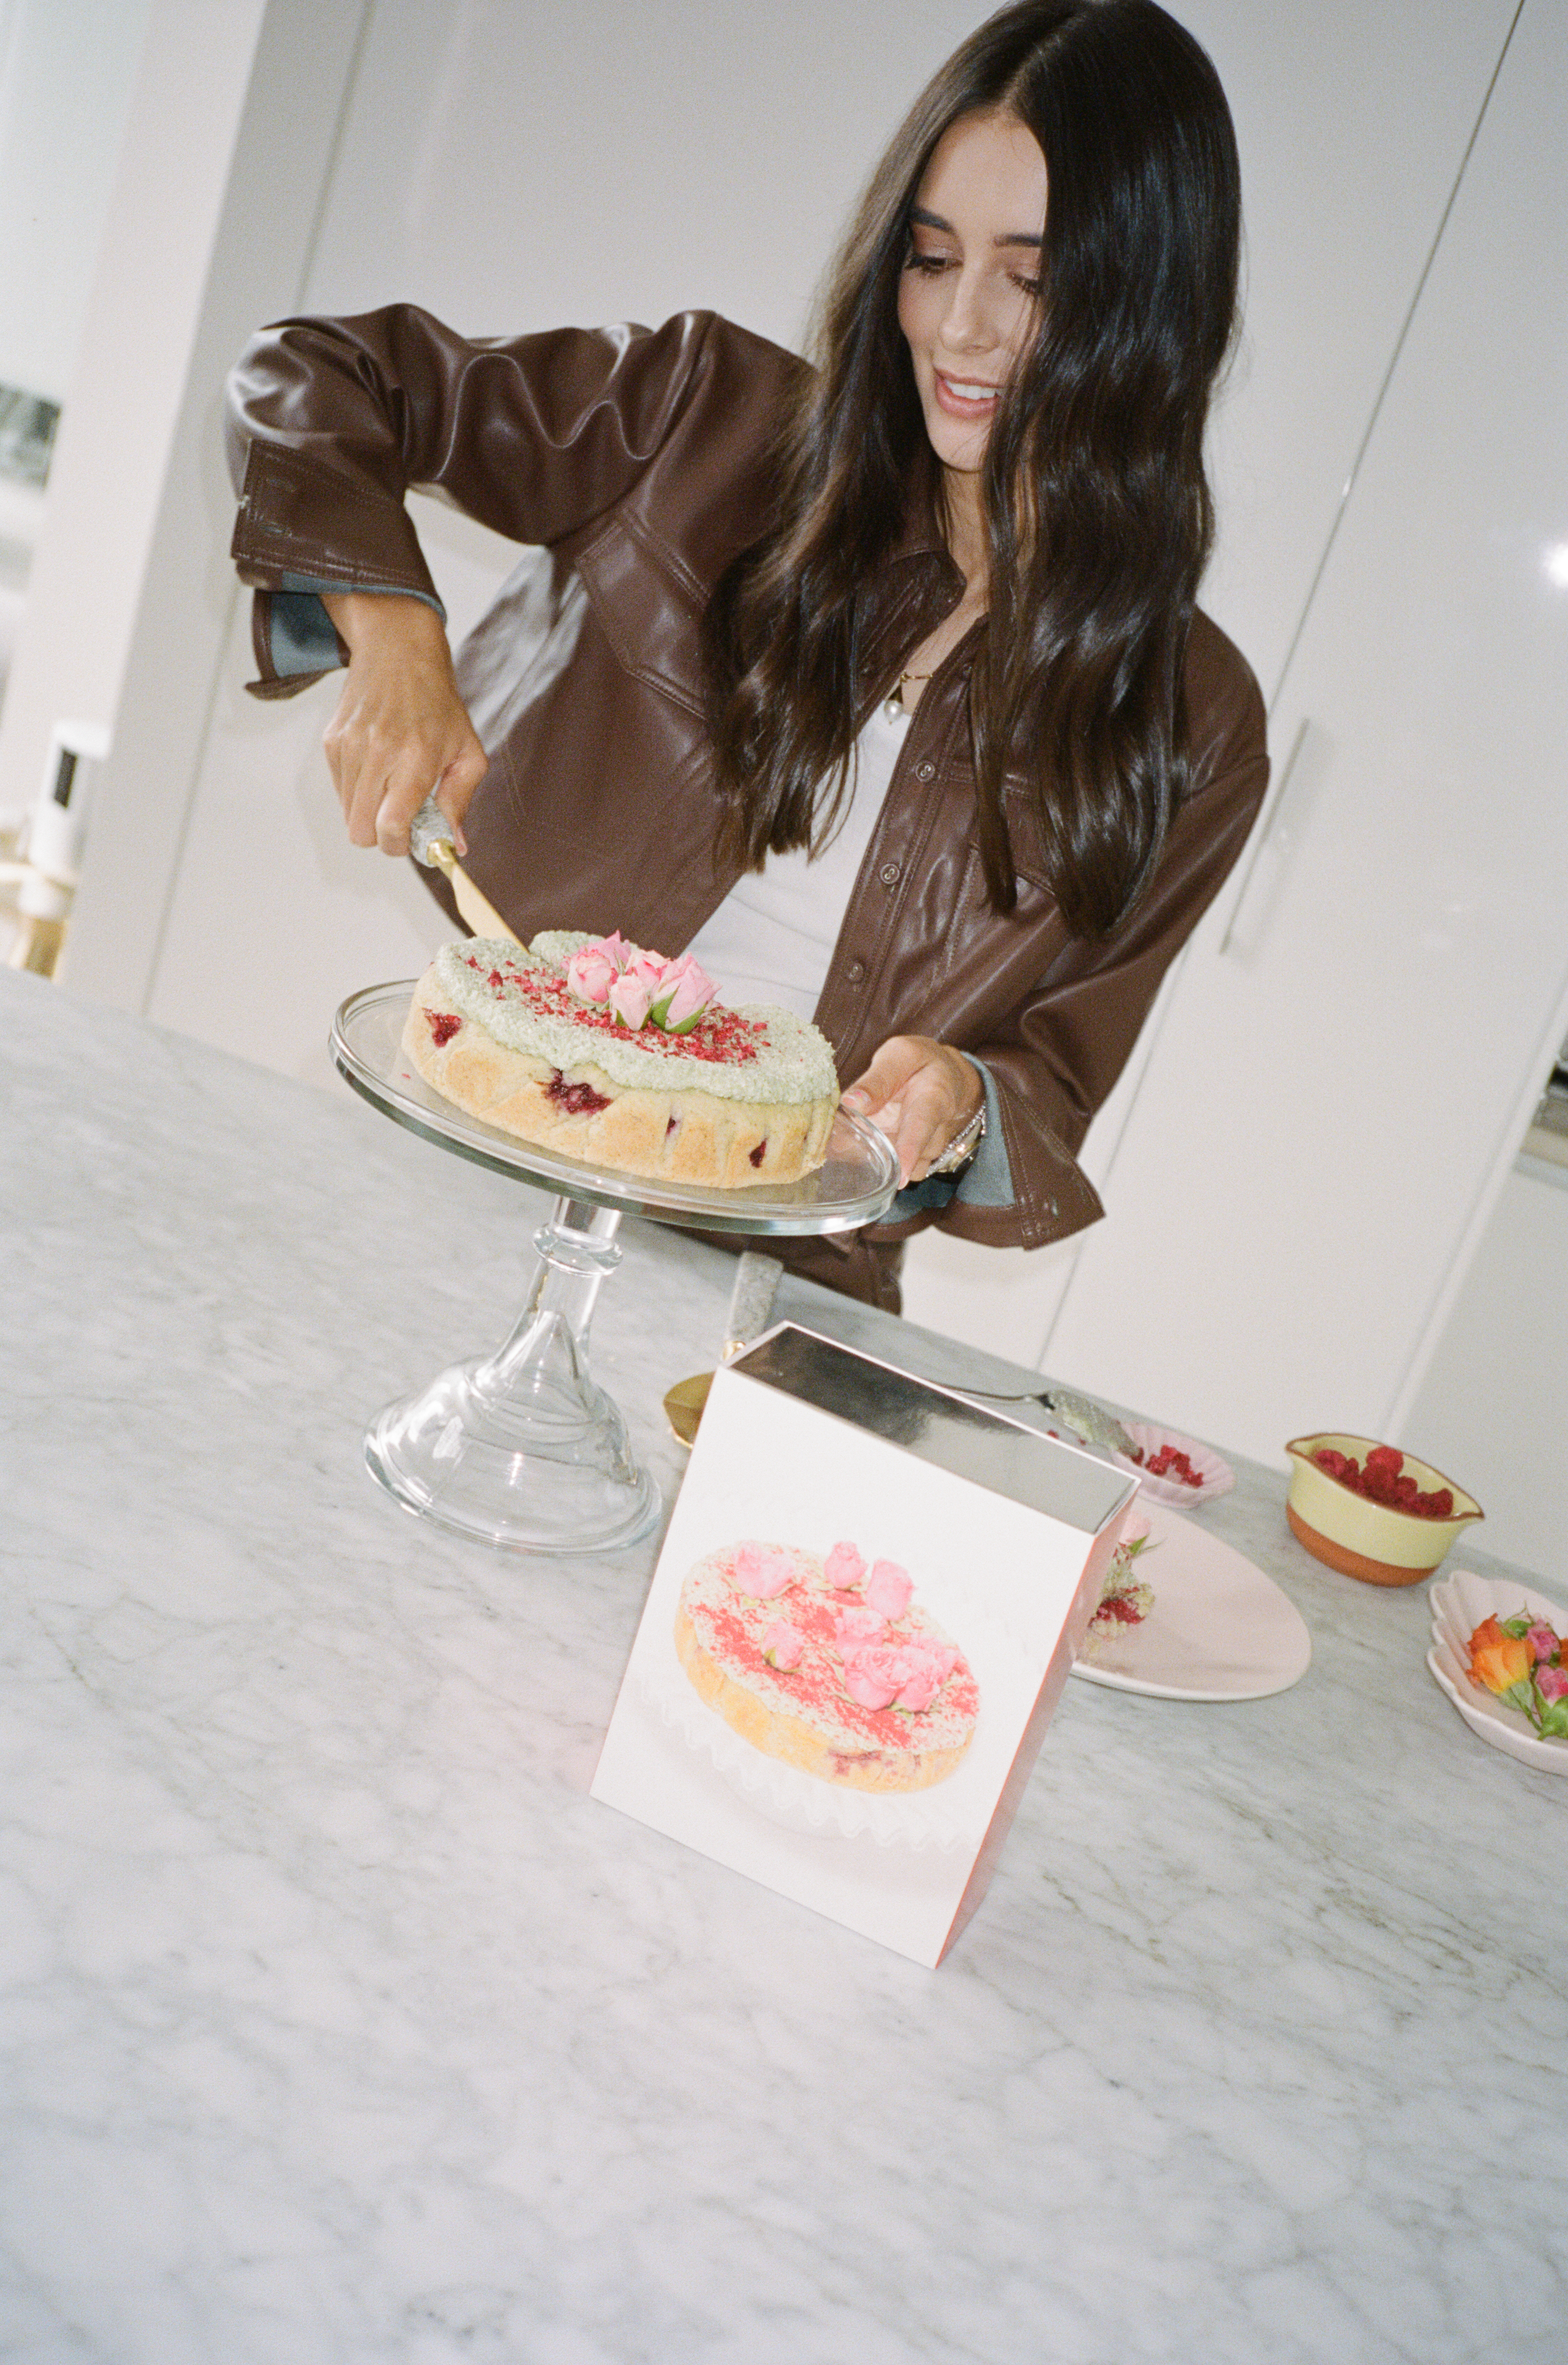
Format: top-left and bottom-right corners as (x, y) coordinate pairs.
(664, 1251), (784, 1445)
(409, 791), (522, 944)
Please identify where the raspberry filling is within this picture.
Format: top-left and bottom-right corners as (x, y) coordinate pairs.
(748, 1140), (767, 1167)
(546, 1070), (613, 1116)
(427, 1010), (463, 1047)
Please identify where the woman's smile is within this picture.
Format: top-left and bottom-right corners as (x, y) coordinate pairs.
(932, 370), (1005, 420)
(897, 108), (1048, 482)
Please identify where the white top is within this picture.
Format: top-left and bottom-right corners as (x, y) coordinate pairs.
(686, 698), (911, 1019)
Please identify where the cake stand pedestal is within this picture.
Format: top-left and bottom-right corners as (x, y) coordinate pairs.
(331, 983), (899, 1555)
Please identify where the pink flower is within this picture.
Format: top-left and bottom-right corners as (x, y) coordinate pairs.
(1536, 1664), (1568, 1704)
(607, 970), (656, 1029)
(839, 1638), (955, 1714)
(891, 1640), (958, 1712)
(824, 1541), (865, 1592)
(761, 1621), (804, 1670)
(626, 949), (668, 994)
(565, 945), (618, 1005)
(650, 953), (717, 1034)
(1526, 1622), (1561, 1665)
(841, 1645), (907, 1711)
(834, 1605), (885, 1649)
(865, 1560), (913, 1619)
(731, 1542), (794, 1599)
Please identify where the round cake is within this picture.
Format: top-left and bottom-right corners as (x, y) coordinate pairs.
(673, 1538), (980, 1793)
(402, 931), (840, 1187)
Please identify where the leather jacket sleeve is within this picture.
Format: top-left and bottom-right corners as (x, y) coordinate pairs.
(227, 304), (724, 622)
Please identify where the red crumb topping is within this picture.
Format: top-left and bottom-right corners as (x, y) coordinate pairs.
(427, 1010), (462, 1047)
(461, 951), (765, 1066)
(546, 1069), (612, 1116)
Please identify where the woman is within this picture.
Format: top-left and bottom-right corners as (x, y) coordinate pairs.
(227, 0), (1266, 1311)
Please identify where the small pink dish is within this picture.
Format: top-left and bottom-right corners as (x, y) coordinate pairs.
(1110, 1422), (1235, 1509)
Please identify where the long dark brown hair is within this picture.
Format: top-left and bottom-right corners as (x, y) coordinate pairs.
(702, 0), (1241, 938)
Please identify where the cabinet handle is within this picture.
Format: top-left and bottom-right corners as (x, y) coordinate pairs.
(1219, 716), (1312, 960)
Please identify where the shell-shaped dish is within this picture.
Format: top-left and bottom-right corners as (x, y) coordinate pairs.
(1427, 1569), (1568, 1775)
(1109, 1422), (1235, 1509)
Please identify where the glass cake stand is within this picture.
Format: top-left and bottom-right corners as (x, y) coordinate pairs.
(331, 981), (900, 1555)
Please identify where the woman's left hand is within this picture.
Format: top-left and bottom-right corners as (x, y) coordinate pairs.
(842, 1037), (984, 1187)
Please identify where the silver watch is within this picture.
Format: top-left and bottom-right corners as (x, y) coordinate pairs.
(926, 1103), (986, 1177)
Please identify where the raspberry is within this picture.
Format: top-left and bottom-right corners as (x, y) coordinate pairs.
(1312, 1443), (1455, 1517)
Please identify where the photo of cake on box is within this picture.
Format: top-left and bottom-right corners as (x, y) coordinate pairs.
(593, 1326), (1138, 1966)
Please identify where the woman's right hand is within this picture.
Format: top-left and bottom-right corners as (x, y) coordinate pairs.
(320, 591), (489, 857)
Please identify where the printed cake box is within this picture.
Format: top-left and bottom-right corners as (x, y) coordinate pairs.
(592, 1325), (1137, 1967)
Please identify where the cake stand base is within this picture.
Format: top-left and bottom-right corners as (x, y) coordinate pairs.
(364, 1198), (660, 1554)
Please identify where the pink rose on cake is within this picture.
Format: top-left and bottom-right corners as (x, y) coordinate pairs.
(886, 1643), (960, 1714)
(833, 1604), (886, 1649)
(567, 933), (718, 1035)
(648, 954), (717, 1034)
(865, 1560), (914, 1619)
(729, 1542), (796, 1599)
(824, 1541), (866, 1592)
(761, 1621), (805, 1670)
(564, 931), (632, 1005)
(840, 1638), (960, 1713)
(604, 948), (669, 1028)
(600, 970), (648, 1026)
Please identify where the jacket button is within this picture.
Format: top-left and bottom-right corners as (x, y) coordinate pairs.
(915, 760), (935, 781)
(879, 861), (901, 886)
(847, 957), (867, 985)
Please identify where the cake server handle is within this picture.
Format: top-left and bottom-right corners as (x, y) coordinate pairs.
(409, 792), (523, 945)
(723, 1252), (784, 1362)
(663, 1254), (783, 1447)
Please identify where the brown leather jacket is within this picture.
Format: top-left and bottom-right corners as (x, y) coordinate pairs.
(228, 305), (1267, 1263)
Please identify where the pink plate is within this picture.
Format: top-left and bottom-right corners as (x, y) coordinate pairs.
(1109, 1421), (1235, 1509)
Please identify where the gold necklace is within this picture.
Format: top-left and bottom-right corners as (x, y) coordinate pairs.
(882, 667), (933, 723)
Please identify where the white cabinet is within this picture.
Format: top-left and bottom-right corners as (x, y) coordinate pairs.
(1401, 1164), (1568, 1580)
(1038, 0), (1568, 1466)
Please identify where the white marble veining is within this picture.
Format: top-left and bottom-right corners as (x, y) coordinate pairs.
(1, 965), (1563, 2365)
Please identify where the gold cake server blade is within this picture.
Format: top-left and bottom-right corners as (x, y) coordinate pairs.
(409, 792), (521, 945)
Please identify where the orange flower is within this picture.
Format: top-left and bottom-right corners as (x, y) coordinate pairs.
(1467, 1616), (1532, 1694)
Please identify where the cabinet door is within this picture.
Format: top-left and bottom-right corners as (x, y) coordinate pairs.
(1041, 0), (1568, 1464)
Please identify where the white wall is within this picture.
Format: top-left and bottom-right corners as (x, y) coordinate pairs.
(21, 0), (371, 1014)
(1403, 1167), (1568, 1580)
(0, 0), (271, 826)
(0, 0), (150, 402)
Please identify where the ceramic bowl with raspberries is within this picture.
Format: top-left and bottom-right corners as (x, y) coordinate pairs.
(1285, 1432), (1482, 1586)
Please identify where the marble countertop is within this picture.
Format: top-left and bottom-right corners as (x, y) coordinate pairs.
(2, 966), (1562, 2365)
